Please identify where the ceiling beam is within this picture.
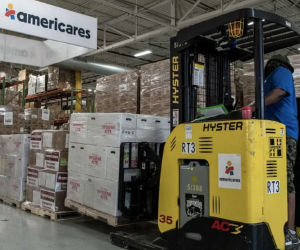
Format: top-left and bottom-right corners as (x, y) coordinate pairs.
(83, 0), (270, 58)
(178, 0), (202, 24)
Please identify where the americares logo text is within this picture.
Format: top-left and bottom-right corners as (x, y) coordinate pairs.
(4, 3), (91, 39)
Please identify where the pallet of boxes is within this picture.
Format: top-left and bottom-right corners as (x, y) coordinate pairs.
(0, 133), (30, 207)
(22, 129), (78, 221)
(65, 113), (169, 226)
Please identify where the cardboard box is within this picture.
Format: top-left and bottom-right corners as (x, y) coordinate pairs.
(40, 189), (67, 212)
(93, 179), (121, 216)
(105, 147), (120, 182)
(40, 170), (68, 192)
(44, 150), (68, 172)
(84, 176), (96, 208)
(87, 113), (136, 147)
(6, 177), (26, 201)
(26, 185), (40, 205)
(36, 75), (47, 93)
(0, 175), (6, 197)
(68, 143), (86, 174)
(67, 171), (85, 204)
(29, 149), (44, 168)
(42, 130), (69, 151)
(70, 113), (88, 144)
(6, 134), (30, 156)
(4, 155), (28, 178)
(27, 167), (41, 187)
(30, 130), (43, 150)
(85, 145), (106, 178)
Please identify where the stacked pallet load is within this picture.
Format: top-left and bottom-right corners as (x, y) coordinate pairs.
(66, 113), (169, 225)
(25, 108), (55, 132)
(140, 60), (170, 117)
(95, 71), (139, 114)
(0, 134), (30, 207)
(23, 129), (71, 218)
(47, 67), (76, 91)
(288, 55), (300, 97)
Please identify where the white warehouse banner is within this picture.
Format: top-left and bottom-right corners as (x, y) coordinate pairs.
(0, 0), (97, 50)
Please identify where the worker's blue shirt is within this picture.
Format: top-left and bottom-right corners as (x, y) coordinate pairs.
(265, 66), (298, 141)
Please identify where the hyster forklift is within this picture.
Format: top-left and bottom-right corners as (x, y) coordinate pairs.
(111, 8), (300, 250)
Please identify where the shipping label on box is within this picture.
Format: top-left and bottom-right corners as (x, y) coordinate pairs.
(44, 150), (68, 171)
(4, 112), (13, 125)
(42, 109), (50, 121)
(42, 132), (53, 148)
(27, 167), (39, 187)
(30, 131), (43, 150)
(36, 152), (44, 168)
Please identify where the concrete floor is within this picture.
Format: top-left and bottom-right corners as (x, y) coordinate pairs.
(0, 203), (121, 250)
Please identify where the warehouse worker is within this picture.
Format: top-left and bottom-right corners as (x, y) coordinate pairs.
(264, 54), (299, 246)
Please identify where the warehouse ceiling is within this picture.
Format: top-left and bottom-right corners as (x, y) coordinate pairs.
(3, 0), (300, 88)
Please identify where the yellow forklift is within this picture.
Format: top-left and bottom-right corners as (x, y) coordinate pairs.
(111, 8), (300, 250)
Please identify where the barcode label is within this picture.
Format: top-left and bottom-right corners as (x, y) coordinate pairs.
(173, 109), (179, 127)
(4, 112), (13, 125)
(42, 109), (50, 121)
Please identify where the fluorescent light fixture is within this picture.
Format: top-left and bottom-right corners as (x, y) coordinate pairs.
(262, 19), (265, 22)
(134, 50), (152, 57)
(88, 89), (92, 92)
(248, 21), (254, 26)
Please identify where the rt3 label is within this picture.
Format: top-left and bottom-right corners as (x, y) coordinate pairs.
(182, 142), (196, 154)
(267, 180), (280, 194)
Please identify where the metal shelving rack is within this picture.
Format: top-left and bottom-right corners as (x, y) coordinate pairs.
(0, 77), (27, 107)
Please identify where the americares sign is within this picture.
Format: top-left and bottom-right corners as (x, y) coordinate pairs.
(0, 0), (97, 49)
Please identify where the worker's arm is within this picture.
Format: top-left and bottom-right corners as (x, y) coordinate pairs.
(265, 88), (288, 106)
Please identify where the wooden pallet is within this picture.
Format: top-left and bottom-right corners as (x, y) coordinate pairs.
(65, 198), (149, 227)
(21, 202), (81, 221)
(0, 196), (23, 208)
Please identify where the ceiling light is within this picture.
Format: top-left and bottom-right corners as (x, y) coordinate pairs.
(298, 48), (300, 51)
(134, 50), (152, 57)
(88, 89), (92, 92)
(248, 21), (254, 26)
(262, 19), (265, 22)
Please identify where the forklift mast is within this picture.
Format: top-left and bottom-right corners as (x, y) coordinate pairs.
(170, 9), (300, 130)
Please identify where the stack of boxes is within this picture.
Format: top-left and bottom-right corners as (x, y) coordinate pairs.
(25, 108), (54, 132)
(36, 75), (47, 93)
(0, 134), (30, 202)
(47, 66), (76, 91)
(67, 113), (169, 217)
(140, 60), (170, 116)
(0, 106), (25, 135)
(95, 71), (139, 114)
(26, 130), (69, 212)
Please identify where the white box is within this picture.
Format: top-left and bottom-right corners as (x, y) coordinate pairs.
(6, 134), (30, 156)
(27, 167), (40, 187)
(0, 155), (5, 175)
(0, 175), (6, 197)
(38, 171), (47, 187)
(6, 177), (26, 201)
(4, 155), (28, 178)
(93, 178), (121, 217)
(68, 143), (87, 174)
(45, 171), (68, 192)
(162, 117), (171, 130)
(70, 113), (89, 144)
(33, 190), (41, 205)
(136, 130), (155, 143)
(136, 115), (158, 130)
(87, 113), (136, 147)
(30, 130), (43, 150)
(105, 147), (120, 182)
(85, 145), (106, 178)
(0, 135), (9, 155)
(67, 171), (85, 204)
(84, 176), (96, 208)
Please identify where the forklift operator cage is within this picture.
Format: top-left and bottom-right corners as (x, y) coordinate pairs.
(170, 8), (300, 129)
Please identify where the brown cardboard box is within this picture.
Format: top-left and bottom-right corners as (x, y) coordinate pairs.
(27, 167), (42, 187)
(25, 102), (41, 109)
(42, 130), (69, 151)
(44, 149), (68, 172)
(40, 189), (67, 212)
(26, 185), (41, 204)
